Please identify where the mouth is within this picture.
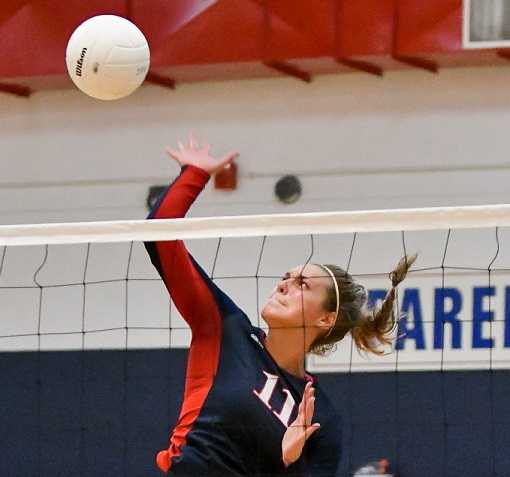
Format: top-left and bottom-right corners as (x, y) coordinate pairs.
(270, 295), (286, 307)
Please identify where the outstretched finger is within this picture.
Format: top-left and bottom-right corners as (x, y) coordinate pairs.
(188, 131), (198, 149)
(296, 385), (312, 426)
(305, 423), (321, 441)
(297, 395), (305, 416)
(202, 141), (211, 154)
(299, 383), (312, 413)
(304, 396), (315, 426)
(218, 151), (239, 168)
(165, 147), (182, 163)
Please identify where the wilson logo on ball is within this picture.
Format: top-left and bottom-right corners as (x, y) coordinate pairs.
(75, 48), (88, 77)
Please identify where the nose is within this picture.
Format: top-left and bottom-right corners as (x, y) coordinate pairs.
(277, 278), (288, 294)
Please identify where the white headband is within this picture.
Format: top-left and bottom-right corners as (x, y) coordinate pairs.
(318, 265), (339, 337)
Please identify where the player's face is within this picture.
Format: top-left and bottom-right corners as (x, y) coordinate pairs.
(261, 264), (335, 333)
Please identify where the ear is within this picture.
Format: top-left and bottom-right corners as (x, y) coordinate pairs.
(317, 311), (336, 331)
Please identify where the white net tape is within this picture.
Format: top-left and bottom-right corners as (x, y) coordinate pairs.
(2, 203), (510, 246)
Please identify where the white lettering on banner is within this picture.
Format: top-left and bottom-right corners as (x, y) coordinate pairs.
(308, 279), (510, 373)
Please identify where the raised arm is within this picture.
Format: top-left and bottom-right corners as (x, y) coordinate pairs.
(144, 134), (239, 334)
(147, 136), (241, 473)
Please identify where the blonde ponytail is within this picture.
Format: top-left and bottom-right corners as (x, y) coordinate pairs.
(351, 254), (417, 355)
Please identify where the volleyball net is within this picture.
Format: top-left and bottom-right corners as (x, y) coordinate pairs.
(1, 204), (509, 476)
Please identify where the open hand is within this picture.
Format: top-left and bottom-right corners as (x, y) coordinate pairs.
(165, 132), (238, 175)
(282, 381), (321, 467)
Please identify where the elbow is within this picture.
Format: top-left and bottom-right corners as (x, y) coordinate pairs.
(146, 185), (170, 220)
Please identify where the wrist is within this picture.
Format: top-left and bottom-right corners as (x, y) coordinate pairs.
(182, 164), (211, 180)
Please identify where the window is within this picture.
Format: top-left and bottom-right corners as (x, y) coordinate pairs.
(464, 0), (510, 48)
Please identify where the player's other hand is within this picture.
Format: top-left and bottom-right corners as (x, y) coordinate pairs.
(281, 381), (321, 467)
(165, 132), (238, 175)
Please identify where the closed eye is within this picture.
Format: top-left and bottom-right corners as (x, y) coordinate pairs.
(282, 273), (309, 288)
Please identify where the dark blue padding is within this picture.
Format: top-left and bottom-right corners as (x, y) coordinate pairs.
(1, 350), (508, 477)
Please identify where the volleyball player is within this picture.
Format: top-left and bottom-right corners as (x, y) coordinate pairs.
(145, 134), (415, 476)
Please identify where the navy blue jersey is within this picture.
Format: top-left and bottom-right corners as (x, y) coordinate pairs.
(145, 165), (342, 476)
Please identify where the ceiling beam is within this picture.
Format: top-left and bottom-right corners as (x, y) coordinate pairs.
(145, 71), (176, 90)
(337, 58), (383, 77)
(0, 82), (31, 97)
(263, 61), (311, 82)
(393, 56), (438, 73)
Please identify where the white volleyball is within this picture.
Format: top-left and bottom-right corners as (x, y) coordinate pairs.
(66, 15), (150, 100)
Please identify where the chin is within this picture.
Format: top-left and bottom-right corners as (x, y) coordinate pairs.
(260, 302), (272, 325)
(261, 302), (297, 330)
(260, 301), (282, 327)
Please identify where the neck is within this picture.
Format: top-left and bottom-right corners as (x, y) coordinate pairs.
(264, 326), (309, 378)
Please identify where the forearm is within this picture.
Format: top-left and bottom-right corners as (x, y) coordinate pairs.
(144, 164), (220, 332)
